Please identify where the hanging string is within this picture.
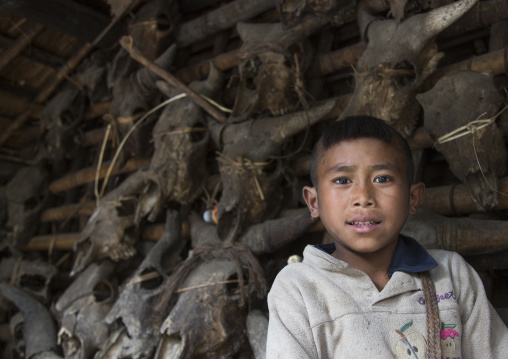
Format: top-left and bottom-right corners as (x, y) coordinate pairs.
(435, 105), (508, 198)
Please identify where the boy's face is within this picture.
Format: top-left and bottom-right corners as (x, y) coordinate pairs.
(303, 138), (424, 258)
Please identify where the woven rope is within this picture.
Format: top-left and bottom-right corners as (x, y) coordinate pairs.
(420, 271), (441, 359)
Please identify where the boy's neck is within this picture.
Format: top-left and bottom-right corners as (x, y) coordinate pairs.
(332, 241), (398, 292)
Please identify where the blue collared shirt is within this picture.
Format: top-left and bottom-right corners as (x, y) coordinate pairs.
(314, 234), (438, 278)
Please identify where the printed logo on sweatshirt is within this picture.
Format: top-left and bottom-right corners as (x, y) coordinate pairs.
(393, 321), (461, 359)
(394, 321), (427, 359)
(440, 322), (461, 359)
(417, 290), (456, 305)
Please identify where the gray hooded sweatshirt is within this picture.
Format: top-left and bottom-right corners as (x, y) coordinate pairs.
(267, 235), (508, 358)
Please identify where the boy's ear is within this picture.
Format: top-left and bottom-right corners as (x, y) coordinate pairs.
(409, 182), (425, 214)
(303, 186), (320, 218)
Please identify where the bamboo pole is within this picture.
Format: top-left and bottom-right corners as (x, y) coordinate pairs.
(176, 49), (238, 84)
(426, 47), (508, 89)
(0, 23), (44, 71)
(40, 202), (96, 223)
(422, 177), (508, 215)
(402, 209), (508, 256)
(308, 42), (367, 76)
(120, 36), (228, 123)
(84, 101), (111, 120)
(48, 157), (150, 194)
(20, 233), (79, 251)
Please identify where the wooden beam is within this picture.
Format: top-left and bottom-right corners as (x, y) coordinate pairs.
(422, 177), (508, 216)
(0, 23), (44, 71)
(0, 0), (126, 48)
(48, 157), (150, 194)
(0, 34), (64, 67)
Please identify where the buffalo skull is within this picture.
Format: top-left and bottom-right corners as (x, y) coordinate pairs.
(340, 0), (477, 138)
(135, 65), (223, 223)
(155, 208), (314, 358)
(416, 70), (507, 211)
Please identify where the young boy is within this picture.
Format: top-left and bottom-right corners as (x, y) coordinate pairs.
(266, 116), (508, 358)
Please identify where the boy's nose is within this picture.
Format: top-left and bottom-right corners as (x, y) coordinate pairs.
(352, 183), (375, 207)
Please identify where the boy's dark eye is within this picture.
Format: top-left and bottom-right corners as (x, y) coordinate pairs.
(335, 178), (351, 185)
(374, 176), (391, 183)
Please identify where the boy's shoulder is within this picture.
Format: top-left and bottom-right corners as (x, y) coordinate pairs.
(426, 248), (468, 269)
(269, 244), (348, 291)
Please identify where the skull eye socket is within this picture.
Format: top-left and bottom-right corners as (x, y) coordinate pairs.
(139, 267), (164, 290)
(14, 322), (24, 341)
(156, 14), (171, 32)
(24, 195), (42, 211)
(226, 273), (240, 297)
(19, 274), (46, 292)
(93, 281), (113, 302)
(116, 198), (136, 216)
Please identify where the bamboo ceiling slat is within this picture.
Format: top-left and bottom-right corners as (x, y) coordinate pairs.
(0, 23), (44, 71)
(0, 89), (42, 118)
(0, 54), (56, 91)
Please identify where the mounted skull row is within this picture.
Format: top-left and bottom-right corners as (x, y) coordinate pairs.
(4, 1), (508, 359)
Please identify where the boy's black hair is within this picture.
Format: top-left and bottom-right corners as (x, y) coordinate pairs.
(309, 115), (414, 187)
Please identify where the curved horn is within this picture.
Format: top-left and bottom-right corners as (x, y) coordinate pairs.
(239, 208), (315, 255)
(403, 0), (477, 54)
(0, 283), (60, 359)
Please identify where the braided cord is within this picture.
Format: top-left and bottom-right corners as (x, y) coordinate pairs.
(420, 271), (442, 359)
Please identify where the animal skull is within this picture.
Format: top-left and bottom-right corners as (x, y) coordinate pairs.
(128, 0), (179, 61)
(0, 255), (57, 306)
(71, 169), (149, 276)
(416, 70), (507, 211)
(106, 44), (176, 164)
(209, 101), (333, 242)
(135, 65), (223, 223)
(156, 258), (248, 359)
(0, 166), (48, 249)
(340, 0), (477, 138)
(231, 22), (313, 121)
(0, 283), (62, 359)
(155, 208), (314, 358)
(54, 261), (116, 359)
(97, 210), (183, 359)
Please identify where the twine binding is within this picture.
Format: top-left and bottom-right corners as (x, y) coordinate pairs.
(216, 152), (274, 200)
(420, 271), (441, 359)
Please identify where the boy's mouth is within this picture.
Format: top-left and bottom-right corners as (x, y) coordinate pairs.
(347, 221), (379, 226)
(346, 220), (381, 233)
